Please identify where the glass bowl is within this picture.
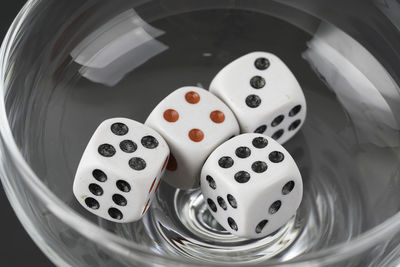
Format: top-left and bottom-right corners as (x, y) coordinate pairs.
(1, 0), (400, 266)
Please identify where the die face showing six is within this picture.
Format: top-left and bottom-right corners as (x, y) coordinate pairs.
(145, 86), (240, 189)
(73, 118), (170, 223)
(200, 133), (303, 239)
(210, 52), (306, 144)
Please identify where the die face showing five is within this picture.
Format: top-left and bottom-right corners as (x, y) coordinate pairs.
(210, 52), (306, 144)
(145, 87), (240, 189)
(200, 133), (303, 239)
(73, 118), (169, 223)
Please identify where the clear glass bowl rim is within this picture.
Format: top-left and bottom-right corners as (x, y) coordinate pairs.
(1, 0), (400, 266)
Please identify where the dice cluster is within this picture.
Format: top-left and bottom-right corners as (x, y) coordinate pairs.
(73, 52), (306, 239)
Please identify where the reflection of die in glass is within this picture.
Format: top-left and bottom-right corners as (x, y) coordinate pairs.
(201, 133), (303, 238)
(73, 118), (169, 223)
(146, 86), (239, 189)
(210, 52), (306, 144)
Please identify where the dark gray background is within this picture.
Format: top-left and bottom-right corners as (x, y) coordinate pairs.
(0, 1), (53, 266)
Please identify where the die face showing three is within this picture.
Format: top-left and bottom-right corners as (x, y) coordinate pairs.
(145, 87), (240, 189)
(73, 118), (170, 223)
(200, 133), (303, 239)
(210, 52), (306, 144)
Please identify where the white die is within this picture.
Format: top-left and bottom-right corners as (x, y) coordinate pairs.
(73, 118), (170, 223)
(145, 86), (240, 189)
(210, 52), (306, 144)
(200, 133), (303, 239)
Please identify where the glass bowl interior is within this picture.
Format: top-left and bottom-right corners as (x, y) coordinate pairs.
(1, 0), (400, 266)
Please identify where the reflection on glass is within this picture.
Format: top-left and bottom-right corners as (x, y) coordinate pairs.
(71, 9), (168, 86)
(303, 22), (400, 147)
(79, 39), (167, 87)
(375, 0), (400, 30)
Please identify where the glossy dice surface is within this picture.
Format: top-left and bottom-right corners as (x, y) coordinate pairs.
(73, 118), (169, 223)
(200, 133), (303, 238)
(145, 86), (240, 189)
(210, 52), (306, 144)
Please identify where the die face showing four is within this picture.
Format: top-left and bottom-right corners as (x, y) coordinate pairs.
(73, 118), (170, 223)
(200, 133), (303, 239)
(145, 87), (240, 189)
(210, 52), (306, 144)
